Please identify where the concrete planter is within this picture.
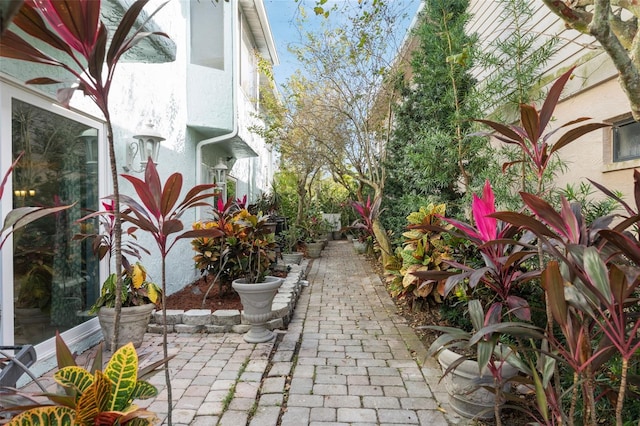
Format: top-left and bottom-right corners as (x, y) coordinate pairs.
(437, 348), (517, 420)
(97, 304), (155, 348)
(282, 252), (303, 265)
(306, 241), (323, 258)
(353, 240), (367, 254)
(232, 276), (283, 343)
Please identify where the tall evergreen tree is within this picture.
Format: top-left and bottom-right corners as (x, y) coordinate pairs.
(474, 0), (560, 201)
(383, 0), (490, 235)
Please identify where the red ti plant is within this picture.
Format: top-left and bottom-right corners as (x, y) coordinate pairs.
(476, 66), (610, 195)
(414, 180), (539, 322)
(496, 187), (640, 425)
(0, 0), (171, 352)
(114, 158), (223, 424)
(349, 195), (381, 242)
(74, 200), (149, 268)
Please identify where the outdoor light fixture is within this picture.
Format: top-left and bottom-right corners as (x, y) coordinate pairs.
(78, 128), (99, 173)
(123, 121), (165, 173)
(14, 189), (35, 197)
(210, 158), (228, 200)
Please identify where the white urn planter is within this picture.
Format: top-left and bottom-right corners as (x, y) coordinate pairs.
(232, 276), (283, 343)
(281, 252), (303, 265)
(97, 304), (155, 348)
(437, 348), (518, 420)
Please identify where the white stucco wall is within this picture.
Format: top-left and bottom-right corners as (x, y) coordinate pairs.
(1, 0), (276, 298)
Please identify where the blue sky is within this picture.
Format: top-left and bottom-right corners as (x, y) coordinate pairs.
(264, 0), (422, 88)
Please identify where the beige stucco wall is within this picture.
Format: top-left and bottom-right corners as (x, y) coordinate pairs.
(552, 75), (635, 202)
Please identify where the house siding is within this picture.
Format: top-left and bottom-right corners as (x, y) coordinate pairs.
(468, 0), (635, 203)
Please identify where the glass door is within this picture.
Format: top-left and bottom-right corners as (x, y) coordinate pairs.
(3, 90), (103, 346)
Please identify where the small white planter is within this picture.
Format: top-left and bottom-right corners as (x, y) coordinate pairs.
(353, 240), (367, 254)
(437, 348), (517, 420)
(281, 252), (303, 265)
(232, 276), (283, 343)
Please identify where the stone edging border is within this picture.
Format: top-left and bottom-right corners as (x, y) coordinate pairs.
(146, 260), (309, 335)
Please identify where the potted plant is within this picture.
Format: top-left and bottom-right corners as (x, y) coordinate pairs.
(228, 209), (282, 343)
(413, 181), (539, 422)
(348, 196), (380, 254)
(14, 261), (53, 342)
(279, 223), (303, 265)
(90, 260), (161, 348)
(426, 299), (523, 421)
(302, 213), (329, 258)
(350, 227), (370, 254)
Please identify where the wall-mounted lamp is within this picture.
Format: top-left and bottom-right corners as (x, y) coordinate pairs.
(211, 158), (228, 184)
(78, 128), (99, 173)
(210, 158), (228, 200)
(123, 121), (165, 173)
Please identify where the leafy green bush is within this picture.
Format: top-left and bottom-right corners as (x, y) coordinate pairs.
(388, 204), (452, 303)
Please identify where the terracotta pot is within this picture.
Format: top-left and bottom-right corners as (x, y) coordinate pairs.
(232, 276), (283, 343)
(97, 304), (155, 348)
(282, 252), (303, 265)
(437, 348), (518, 420)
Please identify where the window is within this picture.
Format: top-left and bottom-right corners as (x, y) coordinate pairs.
(3, 88), (103, 347)
(190, 0), (224, 69)
(240, 27), (257, 102)
(613, 118), (640, 162)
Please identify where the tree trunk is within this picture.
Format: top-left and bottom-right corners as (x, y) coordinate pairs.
(161, 254), (173, 426)
(105, 118), (123, 353)
(296, 179), (306, 225)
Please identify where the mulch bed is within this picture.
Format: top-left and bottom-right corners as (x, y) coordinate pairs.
(165, 270), (289, 312)
(165, 274), (242, 311)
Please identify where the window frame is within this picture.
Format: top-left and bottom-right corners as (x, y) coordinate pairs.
(603, 112), (640, 172)
(0, 78), (107, 361)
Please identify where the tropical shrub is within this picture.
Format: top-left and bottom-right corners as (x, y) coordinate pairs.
(388, 203), (452, 304)
(192, 198), (277, 303)
(301, 211), (333, 242)
(420, 67), (636, 425)
(279, 224), (303, 254)
(89, 261), (161, 314)
(559, 181), (621, 225)
(2, 333), (169, 425)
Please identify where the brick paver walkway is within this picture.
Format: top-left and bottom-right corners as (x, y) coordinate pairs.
(275, 240), (453, 426)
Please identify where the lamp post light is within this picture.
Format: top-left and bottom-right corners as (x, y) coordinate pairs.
(78, 128), (99, 174)
(210, 158), (228, 201)
(124, 121), (165, 173)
